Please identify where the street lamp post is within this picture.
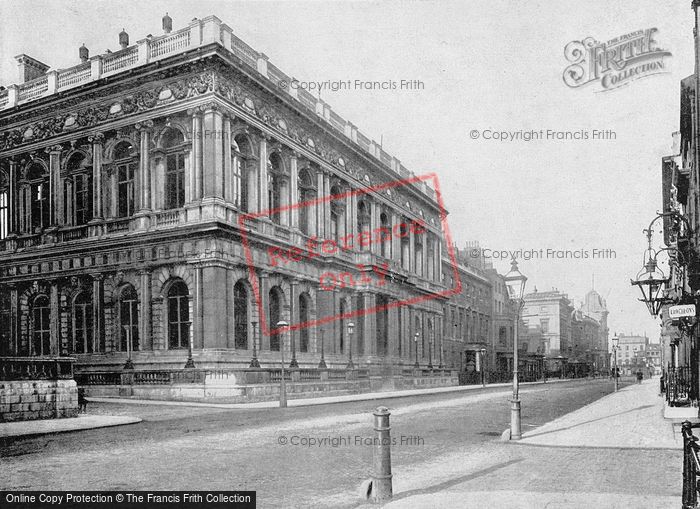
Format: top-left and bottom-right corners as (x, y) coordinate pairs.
(480, 348), (487, 387)
(183, 320), (195, 369)
(277, 320), (289, 408)
(249, 321), (260, 368)
(414, 332), (420, 369)
(612, 335), (619, 392)
(318, 329), (327, 369)
(504, 259), (527, 441)
(346, 322), (355, 370)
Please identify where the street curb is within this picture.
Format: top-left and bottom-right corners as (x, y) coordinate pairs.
(84, 377), (604, 410)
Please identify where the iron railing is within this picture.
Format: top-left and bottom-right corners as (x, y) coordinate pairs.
(0, 356), (75, 381)
(682, 421), (700, 508)
(668, 367), (695, 407)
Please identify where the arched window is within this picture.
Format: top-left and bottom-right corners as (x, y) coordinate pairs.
(24, 162), (49, 232)
(269, 287), (283, 351)
(299, 293), (310, 353)
(0, 171), (8, 239)
(380, 212), (390, 258)
(357, 199), (371, 252)
(163, 128), (186, 210)
(268, 152), (284, 224)
(234, 281), (248, 349)
(298, 168), (316, 236)
(72, 292), (93, 354)
(31, 295), (51, 356)
(0, 291), (11, 356)
(119, 285), (139, 352)
(400, 218), (410, 270)
(233, 135), (253, 211)
(65, 152), (93, 226)
(114, 141), (136, 218)
(415, 234), (424, 277)
(330, 184), (344, 244)
(168, 281), (190, 349)
(414, 316), (421, 360)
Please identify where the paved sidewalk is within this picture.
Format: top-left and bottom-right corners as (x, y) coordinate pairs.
(0, 414), (141, 438)
(85, 377), (581, 409)
(381, 378), (682, 509)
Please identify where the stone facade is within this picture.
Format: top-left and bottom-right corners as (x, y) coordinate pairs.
(0, 15), (455, 384)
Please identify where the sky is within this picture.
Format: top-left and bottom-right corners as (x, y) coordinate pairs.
(0, 0), (693, 341)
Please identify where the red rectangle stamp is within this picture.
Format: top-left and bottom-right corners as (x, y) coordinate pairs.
(239, 172), (462, 336)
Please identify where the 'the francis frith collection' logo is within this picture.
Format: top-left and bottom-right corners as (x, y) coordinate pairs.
(563, 28), (672, 91)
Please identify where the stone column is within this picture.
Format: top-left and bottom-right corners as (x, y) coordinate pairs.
(7, 159), (17, 235)
(136, 120), (153, 212)
(48, 146), (63, 226)
(289, 152), (299, 229)
(194, 265), (204, 349)
(89, 133), (104, 220)
(259, 271), (270, 350)
(324, 172), (331, 238)
(345, 189), (355, 242)
(409, 224), (415, 272)
(259, 135), (269, 213)
(289, 279), (299, 365)
(391, 213), (401, 264)
(91, 274), (105, 353)
(9, 284), (18, 355)
(316, 170), (325, 238)
(49, 280), (60, 355)
(223, 115), (233, 203)
(362, 292), (377, 357)
(202, 103), (224, 199)
(191, 109), (204, 202)
(202, 263), (228, 348)
(138, 270), (151, 350)
(388, 298), (399, 359)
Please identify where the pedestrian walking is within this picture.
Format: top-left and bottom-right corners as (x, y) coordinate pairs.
(636, 370), (643, 384)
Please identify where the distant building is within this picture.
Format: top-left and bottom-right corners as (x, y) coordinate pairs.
(614, 334), (650, 374)
(522, 288), (573, 374)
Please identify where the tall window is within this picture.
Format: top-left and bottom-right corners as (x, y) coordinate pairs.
(25, 162), (49, 232)
(65, 152), (93, 226)
(168, 281), (190, 349)
(233, 135), (253, 211)
(380, 212), (390, 258)
(299, 293), (310, 353)
(0, 171), (8, 239)
(268, 153), (284, 224)
(114, 141), (136, 218)
(357, 200), (371, 252)
(234, 281), (248, 349)
(298, 169), (316, 235)
(31, 295), (50, 356)
(119, 285), (139, 352)
(163, 129), (186, 210)
(73, 292), (93, 354)
(330, 184), (343, 244)
(269, 287), (282, 351)
(0, 292), (11, 356)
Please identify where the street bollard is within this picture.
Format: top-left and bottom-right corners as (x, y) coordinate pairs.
(372, 406), (393, 503)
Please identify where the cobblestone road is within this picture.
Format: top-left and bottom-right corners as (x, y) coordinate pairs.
(1, 379), (669, 508)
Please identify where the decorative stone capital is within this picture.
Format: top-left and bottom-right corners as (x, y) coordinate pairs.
(203, 101), (219, 113)
(88, 132), (105, 145)
(90, 273), (104, 282)
(187, 106), (205, 117)
(135, 119), (154, 131)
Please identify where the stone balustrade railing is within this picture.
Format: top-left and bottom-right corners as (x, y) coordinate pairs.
(0, 356), (76, 381)
(0, 15), (435, 200)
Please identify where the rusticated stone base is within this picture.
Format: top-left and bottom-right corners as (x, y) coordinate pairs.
(0, 380), (78, 422)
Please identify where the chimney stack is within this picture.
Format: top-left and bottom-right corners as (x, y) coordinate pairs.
(119, 28), (129, 49)
(163, 12), (172, 34)
(79, 44), (89, 63)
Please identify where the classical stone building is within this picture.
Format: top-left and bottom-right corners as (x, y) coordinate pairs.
(0, 13), (453, 395)
(522, 288), (574, 375)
